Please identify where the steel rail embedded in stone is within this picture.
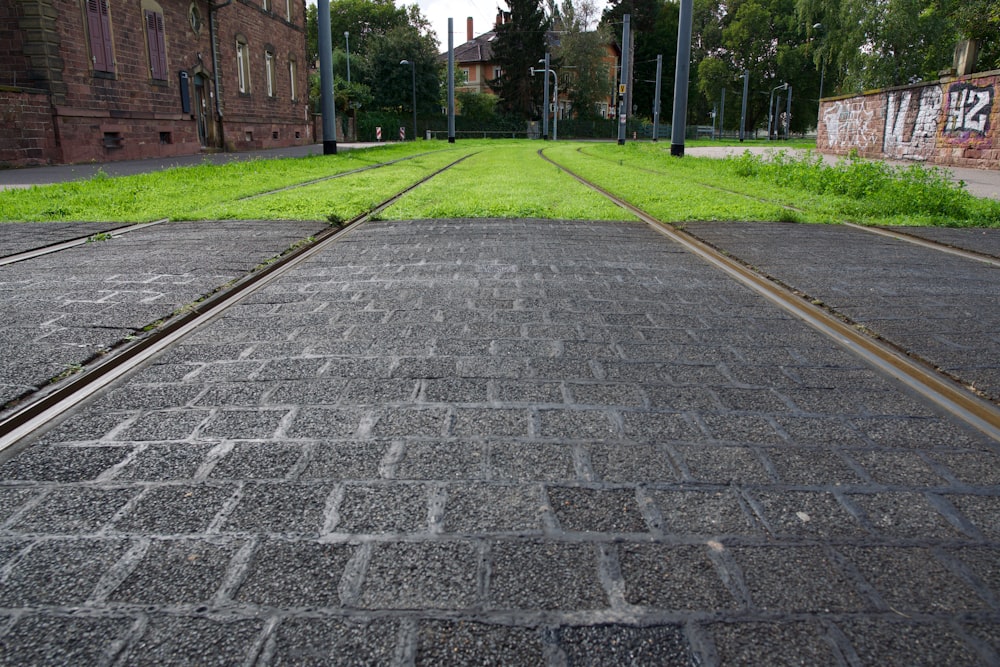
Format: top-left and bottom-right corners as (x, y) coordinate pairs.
(0, 152), (475, 459)
(842, 222), (1000, 267)
(539, 148), (1000, 443)
(0, 218), (169, 266)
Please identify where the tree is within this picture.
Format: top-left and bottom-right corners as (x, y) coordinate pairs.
(457, 91), (498, 120)
(555, 0), (614, 119)
(490, 0), (551, 118)
(365, 25), (441, 113)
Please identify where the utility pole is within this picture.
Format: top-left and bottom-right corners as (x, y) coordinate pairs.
(652, 54), (662, 142)
(739, 70), (748, 142)
(447, 18), (455, 143)
(670, 0), (693, 156)
(318, 0), (336, 154)
(617, 14), (630, 145)
(541, 52), (550, 140)
(784, 84), (792, 139)
(719, 88), (725, 139)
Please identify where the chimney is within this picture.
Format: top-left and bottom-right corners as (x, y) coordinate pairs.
(467, 17), (473, 42)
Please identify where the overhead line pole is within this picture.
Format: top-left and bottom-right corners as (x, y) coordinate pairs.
(317, 0), (337, 154)
(447, 18), (455, 143)
(617, 14), (630, 145)
(652, 54), (662, 142)
(670, 0), (693, 156)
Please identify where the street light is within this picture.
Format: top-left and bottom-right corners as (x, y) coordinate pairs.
(533, 60), (559, 141)
(344, 32), (351, 84)
(813, 23), (826, 108)
(768, 82), (788, 141)
(400, 59), (417, 141)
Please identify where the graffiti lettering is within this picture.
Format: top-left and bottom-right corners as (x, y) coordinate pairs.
(946, 83), (993, 137)
(883, 85), (941, 160)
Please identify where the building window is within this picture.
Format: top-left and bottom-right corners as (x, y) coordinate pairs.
(236, 36), (250, 93)
(265, 50), (276, 97)
(188, 3), (202, 33)
(86, 0), (115, 74)
(261, 0), (270, 11)
(144, 9), (167, 80)
(285, 0), (291, 20)
(289, 57), (297, 101)
(493, 66), (502, 79)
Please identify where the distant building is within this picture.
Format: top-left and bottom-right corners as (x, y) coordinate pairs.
(0, 0), (311, 167)
(445, 17), (621, 120)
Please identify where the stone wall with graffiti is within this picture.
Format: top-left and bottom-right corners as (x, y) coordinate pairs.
(817, 71), (1000, 170)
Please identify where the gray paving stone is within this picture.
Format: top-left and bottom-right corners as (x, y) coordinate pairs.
(108, 538), (241, 604)
(838, 618), (984, 666)
(548, 486), (648, 534)
(360, 541), (479, 609)
(209, 442), (305, 480)
(619, 543), (737, 610)
(0, 444), (130, 482)
(488, 540), (607, 610)
(651, 489), (758, 537)
(707, 622), (840, 667)
(732, 545), (866, 613)
(0, 614), (134, 666)
(946, 494), (1000, 539)
(121, 614), (265, 666)
(113, 442), (216, 481)
(270, 617), (400, 666)
(9, 487), (135, 533)
(392, 441), (486, 480)
(113, 485), (234, 535)
(234, 539), (354, 607)
(415, 620), (544, 666)
(749, 490), (868, 539)
(223, 482), (332, 536)
(334, 484), (429, 535)
(487, 442), (577, 482)
(0, 539), (130, 606)
(850, 492), (967, 539)
(841, 546), (991, 612)
(558, 624), (694, 666)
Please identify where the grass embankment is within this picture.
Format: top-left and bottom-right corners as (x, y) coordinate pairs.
(0, 141), (451, 223)
(558, 142), (1000, 227)
(2, 139), (997, 227)
(383, 142), (633, 221)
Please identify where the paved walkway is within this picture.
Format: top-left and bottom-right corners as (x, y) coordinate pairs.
(0, 218), (997, 664)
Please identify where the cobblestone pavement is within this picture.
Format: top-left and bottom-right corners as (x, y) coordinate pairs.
(684, 222), (1000, 403)
(880, 226), (1000, 258)
(0, 220), (326, 410)
(0, 219), (997, 665)
(0, 222), (126, 257)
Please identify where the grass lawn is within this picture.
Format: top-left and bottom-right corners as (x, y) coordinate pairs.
(1, 139), (997, 227)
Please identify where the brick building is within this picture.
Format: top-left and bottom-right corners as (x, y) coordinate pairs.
(0, 0), (311, 167)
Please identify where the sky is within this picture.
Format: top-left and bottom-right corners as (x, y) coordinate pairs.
(415, 0), (501, 52)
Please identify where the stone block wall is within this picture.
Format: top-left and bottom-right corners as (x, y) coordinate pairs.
(818, 71), (1000, 170)
(0, 88), (58, 167)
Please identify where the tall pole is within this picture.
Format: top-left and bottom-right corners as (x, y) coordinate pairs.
(617, 14), (630, 145)
(542, 52), (550, 140)
(785, 84), (792, 139)
(719, 87), (725, 139)
(318, 0), (337, 154)
(552, 71), (558, 141)
(344, 32), (351, 84)
(410, 61), (417, 140)
(652, 54), (662, 142)
(739, 70), (748, 142)
(447, 18), (455, 143)
(670, 0), (693, 156)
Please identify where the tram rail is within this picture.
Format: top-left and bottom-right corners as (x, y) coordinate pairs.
(540, 147), (1000, 442)
(0, 151), (474, 456)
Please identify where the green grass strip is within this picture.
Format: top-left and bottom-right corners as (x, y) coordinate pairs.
(382, 141), (635, 221)
(0, 142), (445, 223)
(194, 148), (475, 222)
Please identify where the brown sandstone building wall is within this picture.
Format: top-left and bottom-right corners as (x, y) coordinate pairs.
(817, 71), (1000, 170)
(0, 0), (310, 167)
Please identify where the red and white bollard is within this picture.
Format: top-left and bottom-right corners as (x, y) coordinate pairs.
(376, 126), (382, 142)
(399, 127), (406, 141)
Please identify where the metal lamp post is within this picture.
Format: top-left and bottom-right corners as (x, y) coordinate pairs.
(400, 59), (417, 141)
(768, 82), (788, 140)
(344, 32), (351, 84)
(535, 60), (559, 141)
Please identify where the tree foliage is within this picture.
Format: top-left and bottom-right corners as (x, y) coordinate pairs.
(489, 0), (551, 118)
(554, 0), (614, 119)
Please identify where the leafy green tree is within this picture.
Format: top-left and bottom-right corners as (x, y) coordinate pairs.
(365, 25), (441, 114)
(490, 0), (551, 118)
(456, 91), (498, 120)
(555, 0), (614, 119)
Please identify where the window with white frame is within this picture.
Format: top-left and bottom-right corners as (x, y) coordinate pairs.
(236, 36), (250, 93)
(265, 49), (276, 97)
(289, 57), (297, 101)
